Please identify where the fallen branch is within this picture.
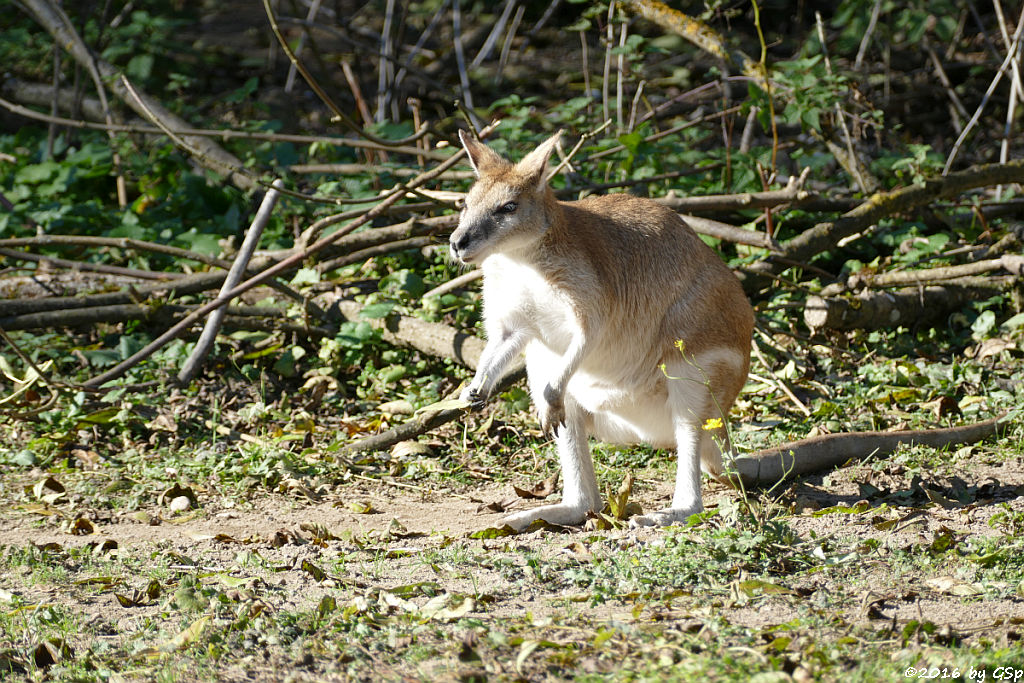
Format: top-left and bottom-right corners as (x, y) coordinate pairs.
(803, 276), (1018, 332)
(821, 254), (1024, 294)
(0, 215), (461, 324)
(338, 367), (526, 458)
(0, 255), (321, 324)
(731, 413), (1013, 488)
(327, 299), (487, 370)
(21, 0), (255, 190)
(297, 207), (457, 251)
(0, 247), (182, 281)
(422, 270), (482, 299)
(0, 235), (235, 272)
(178, 180), (283, 385)
(742, 158), (1024, 294)
(289, 163), (474, 180)
(317, 236), (436, 273)
(655, 168), (812, 213)
(681, 216), (780, 252)
(0, 302), (320, 334)
(0, 271), (230, 318)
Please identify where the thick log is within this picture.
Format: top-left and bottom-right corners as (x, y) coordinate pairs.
(731, 414), (1011, 489)
(328, 299), (487, 371)
(803, 276), (1018, 331)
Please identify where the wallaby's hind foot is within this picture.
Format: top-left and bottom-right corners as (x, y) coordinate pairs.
(501, 501), (598, 531)
(628, 503), (703, 529)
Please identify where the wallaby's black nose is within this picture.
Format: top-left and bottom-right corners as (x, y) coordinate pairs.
(450, 233), (468, 255)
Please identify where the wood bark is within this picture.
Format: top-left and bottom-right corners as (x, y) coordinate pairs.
(741, 158), (1024, 294)
(178, 180), (283, 384)
(328, 298), (488, 370)
(731, 414), (1011, 489)
(0, 302), (311, 332)
(820, 255), (1024, 295)
(803, 276), (1018, 331)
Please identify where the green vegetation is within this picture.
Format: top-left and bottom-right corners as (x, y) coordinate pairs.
(2, 0), (1024, 680)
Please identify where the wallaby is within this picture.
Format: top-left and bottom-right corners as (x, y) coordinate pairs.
(449, 130), (754, 530)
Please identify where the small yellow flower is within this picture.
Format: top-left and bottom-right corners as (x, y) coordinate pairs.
(702, 417), (724, 431)
(674, 339), (686, 353)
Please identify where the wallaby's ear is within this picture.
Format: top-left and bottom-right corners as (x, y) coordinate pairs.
(459, 130), (504, 176)
(517, 130), (562, 189)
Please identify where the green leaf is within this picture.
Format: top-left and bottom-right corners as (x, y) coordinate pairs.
(972, 310), (997, 339)
(272, 345), (307, 377)
(359, 302), (396, 319)
(290, 267), (320, 285)
(126, 54), (155, 79)
(469, 525), (518, 539)
(300, 559), (327, 582)
(224, 77), (259, 104)
(15, 161), (59, 184)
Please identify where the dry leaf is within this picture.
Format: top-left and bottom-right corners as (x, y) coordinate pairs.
(379, 399), (415, 415)
(347, 500), (378, 514)
(476, 497), (518, 514)
(391, 440), (433, 458)
(925, 576), (982, 596)
(159, 615), (211, 653)
(158, 483), (197, 509)
(69, 516), (95, 536)
(513, 473), (559, 499)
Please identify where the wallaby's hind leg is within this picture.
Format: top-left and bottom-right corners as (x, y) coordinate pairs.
(629, 419), (704, 527)
(501, 396), (602, 530)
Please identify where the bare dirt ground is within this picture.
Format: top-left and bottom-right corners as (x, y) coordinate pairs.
(4, 452), (1023, 635)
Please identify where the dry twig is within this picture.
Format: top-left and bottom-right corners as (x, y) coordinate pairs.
(178, 180), (284, 384)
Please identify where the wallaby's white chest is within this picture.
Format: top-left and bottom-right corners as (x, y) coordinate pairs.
(481, 253), (577, 352)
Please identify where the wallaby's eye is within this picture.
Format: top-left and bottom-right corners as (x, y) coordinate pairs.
(496, 201), (518, 215)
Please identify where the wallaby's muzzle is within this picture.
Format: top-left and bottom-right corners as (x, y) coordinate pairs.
(448, 231), (470, 263)
(449, 218), (491, 264)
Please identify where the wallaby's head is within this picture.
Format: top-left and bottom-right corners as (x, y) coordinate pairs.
(449, 130), (561, 264)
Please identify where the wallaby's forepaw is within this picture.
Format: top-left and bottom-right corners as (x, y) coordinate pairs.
(501, 502), (593, 531)
(460, 385), (486, 410)
(539, 385), (565, 437)
(628, 505), (702, 529)
(540, 404), (565, 437)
